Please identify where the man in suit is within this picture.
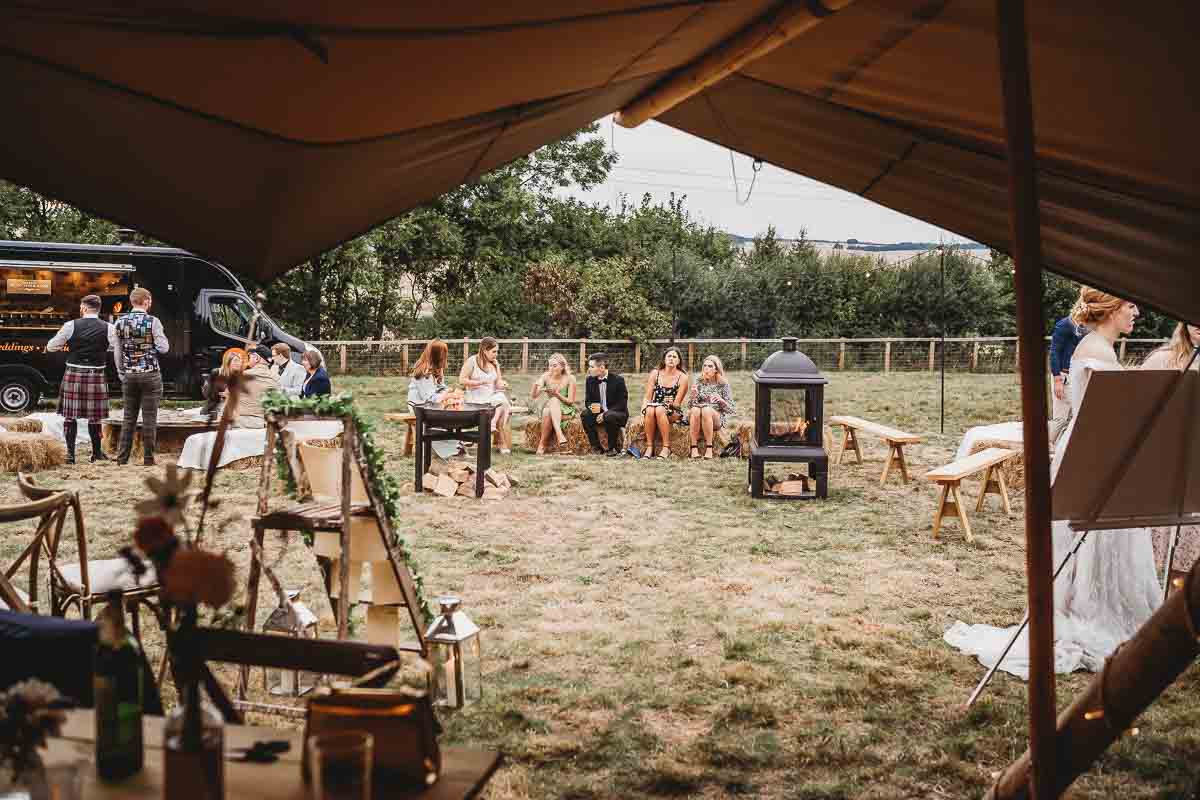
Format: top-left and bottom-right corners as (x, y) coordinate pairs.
(581, 352), (629, 456)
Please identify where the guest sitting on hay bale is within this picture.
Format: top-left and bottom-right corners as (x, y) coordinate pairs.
(234, 345), (281, 428)
(581, 352), (628, 457)
(530, 353), (577, 455)
(639, 346), (689, 459)
(408, 339), (463, 460)
(460, 336), (513, 454)
(688, 355), (735, 460)
(272, 342), (308, 397)
(44, 293), (115, 464)
(203, 347), (246, 417)
(300, 349), (332, 398)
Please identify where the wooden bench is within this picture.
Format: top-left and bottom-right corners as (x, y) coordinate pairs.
(829, 415), (923, 484)
(924, 447), (1018, 541)
(387, 406), (528, 456)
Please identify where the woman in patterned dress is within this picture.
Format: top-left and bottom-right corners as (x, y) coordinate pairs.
(688, 355), (735, 459)
(639, 347), (689, 459)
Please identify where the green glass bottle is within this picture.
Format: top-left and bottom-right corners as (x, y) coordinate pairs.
(94, 591), (144, 781)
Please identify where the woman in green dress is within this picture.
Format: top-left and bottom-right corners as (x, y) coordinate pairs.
(530, 353), (578, 454)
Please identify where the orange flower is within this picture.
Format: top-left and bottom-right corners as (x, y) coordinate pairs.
(163, 549), (235, 608)
(133, 516), (175, 555)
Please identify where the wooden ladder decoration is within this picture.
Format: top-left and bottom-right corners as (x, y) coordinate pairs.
(245, 411), (427, 660)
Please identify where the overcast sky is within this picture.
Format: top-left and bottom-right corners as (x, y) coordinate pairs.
(562, 117), (968, 245)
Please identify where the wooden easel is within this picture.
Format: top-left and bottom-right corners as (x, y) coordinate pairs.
(244, 411), (427, 677)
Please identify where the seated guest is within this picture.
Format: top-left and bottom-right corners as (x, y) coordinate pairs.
(203, 347), (246, 417)
(233, 344), (280, 428)
(301, 349), (332, 398)
(640, 347), (689, 459)
(530, 353), (577, 454)
(460, 336), (513, 454)
(581, 352), (628, 457)
(272, 342), (308, 397)
(409, 339), (461, 460)
(688, 355), (735, 460)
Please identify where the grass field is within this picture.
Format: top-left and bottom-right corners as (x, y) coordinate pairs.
(2, 371), (1197, 798)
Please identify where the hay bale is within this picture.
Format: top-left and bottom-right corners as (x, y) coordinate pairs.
(967, 438), (1025, 490)
(225, 455), (264, 471)
(0, 432), (66, 472)
(0, 418), (43, 433)
(521, 418), (610, 454)
(626, 416), (733, 458)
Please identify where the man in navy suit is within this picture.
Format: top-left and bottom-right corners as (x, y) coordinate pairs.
(581, 352), (628, 456)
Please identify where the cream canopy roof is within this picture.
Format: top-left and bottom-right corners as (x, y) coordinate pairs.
(0, 2), (1195, 319)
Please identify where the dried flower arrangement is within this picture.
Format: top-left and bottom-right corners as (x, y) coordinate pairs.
(0, 679), (67, 784)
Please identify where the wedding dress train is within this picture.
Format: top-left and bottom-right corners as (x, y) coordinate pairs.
(943, 349), (1162, 678)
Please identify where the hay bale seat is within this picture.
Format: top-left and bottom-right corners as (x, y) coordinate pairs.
(523, 415), (743, 456)
(0, 418), (44, 433)
(966, 438), (1025, 490)
(0, 432), (67, 472)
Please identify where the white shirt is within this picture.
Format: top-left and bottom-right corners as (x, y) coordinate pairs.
(276, 358), (307, 397)
(46, 313), (118, 367)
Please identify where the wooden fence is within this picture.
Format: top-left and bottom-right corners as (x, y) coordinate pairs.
(307, 337), (1169, 377)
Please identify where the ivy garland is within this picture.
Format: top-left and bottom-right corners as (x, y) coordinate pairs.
(261, 390), (433, 624)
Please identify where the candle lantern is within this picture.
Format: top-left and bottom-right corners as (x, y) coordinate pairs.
(424, 596), (481, 708)
(262, 589), (320, 696)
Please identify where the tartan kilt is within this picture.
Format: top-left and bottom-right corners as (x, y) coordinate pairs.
(58, 365), (109, 421)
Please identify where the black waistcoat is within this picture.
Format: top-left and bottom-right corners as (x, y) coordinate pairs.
(66, 317), (109, 367)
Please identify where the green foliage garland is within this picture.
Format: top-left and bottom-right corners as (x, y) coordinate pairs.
(261, 390), (433, 623)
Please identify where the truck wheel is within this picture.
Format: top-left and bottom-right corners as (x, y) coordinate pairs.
(0, 377), (38, 414)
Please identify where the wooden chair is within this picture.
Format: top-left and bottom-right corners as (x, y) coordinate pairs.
(14, 473), (159, 636)
(0, 488), (73, 614)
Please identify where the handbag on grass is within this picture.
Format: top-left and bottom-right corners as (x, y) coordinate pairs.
(302, 666), (442, 789)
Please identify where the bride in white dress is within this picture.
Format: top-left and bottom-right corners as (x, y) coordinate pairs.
(944, 288), (1162, 678)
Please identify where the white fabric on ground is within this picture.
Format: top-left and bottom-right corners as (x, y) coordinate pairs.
(955, 421), (1024, 460)
(27, 412), (91, 444)
(178, 420), (342, 470)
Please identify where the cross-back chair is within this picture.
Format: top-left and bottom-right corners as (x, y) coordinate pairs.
(0, 488), (73, 614)
(14, 472), (159, 636)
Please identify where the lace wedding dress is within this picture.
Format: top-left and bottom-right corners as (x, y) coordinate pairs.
(943, 335), (1162, 678)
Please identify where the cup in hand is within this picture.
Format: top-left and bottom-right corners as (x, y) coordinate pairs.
(308, 732), (373, 800)
(589, 402), (602, 414)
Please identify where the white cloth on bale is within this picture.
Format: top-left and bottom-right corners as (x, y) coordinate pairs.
(944, 344), (1161, 678)
(177, 420), (342, 470)
(955, 421), (1024, 460)
(27, 412), (92, 444)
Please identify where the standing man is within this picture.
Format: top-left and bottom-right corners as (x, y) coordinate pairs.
(581, 352), (629, 457)
(114, 287), (169, 466)
(1049, 314), (1088, 420)
(271, 342), (307, 397)
(46, 294), (115, 463)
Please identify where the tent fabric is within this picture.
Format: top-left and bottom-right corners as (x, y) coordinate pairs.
(0, 1), (1196, 320)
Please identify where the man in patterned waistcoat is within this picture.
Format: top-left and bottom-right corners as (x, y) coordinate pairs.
(114, 287), (169, 466)
(45, 294), (117, 463)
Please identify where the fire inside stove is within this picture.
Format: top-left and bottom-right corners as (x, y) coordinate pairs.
(770, 417), (810, 442)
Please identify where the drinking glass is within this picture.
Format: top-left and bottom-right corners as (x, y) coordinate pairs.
(307, 732), (373, 800)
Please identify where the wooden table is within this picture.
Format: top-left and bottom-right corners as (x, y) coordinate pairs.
(102, 410), (217, 455)
(49, 710), (500, 799)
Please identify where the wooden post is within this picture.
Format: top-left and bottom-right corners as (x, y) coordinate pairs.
(1119, 338), (1127, 362)
(687, 341), (695, 373)
(579, 339), (587, 374)
(338, 345), (347, 374)
(521, 338), (529, 373)
(337, 417), (354, 640)
(972, 340), (979, 371)
(634, 342), (641, 373)
(883, 340), (891, 373)
(256, 421), (276, 517)
(462, 337), (470, 364)
(401, 343), (409, 374)
(928, 340), (936, 372)
(995, 2), (1057, 796)
(740, 338), (748, 370)
(839, 339), (846, 370)
(1014, 338), (1021, 373)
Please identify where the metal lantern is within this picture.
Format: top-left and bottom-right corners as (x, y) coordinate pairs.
(424, 596), (481, 708)
(262, 589), (320, 697)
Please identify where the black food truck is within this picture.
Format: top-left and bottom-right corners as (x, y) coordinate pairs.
(0, 239), (309, 413)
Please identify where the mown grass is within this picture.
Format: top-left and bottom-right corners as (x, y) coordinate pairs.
(2, 370), (1197, 798)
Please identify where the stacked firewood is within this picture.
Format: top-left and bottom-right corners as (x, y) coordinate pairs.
(420, 459), (518, 500)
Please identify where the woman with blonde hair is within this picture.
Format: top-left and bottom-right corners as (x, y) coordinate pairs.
(460, 336), (513, 453)
(946, 286), (1162, 678)
(530, 353), (577, 454)
(640, 346), (689, 459)
(1141, 322), (1200, 371)
(687, 355), (735, 460)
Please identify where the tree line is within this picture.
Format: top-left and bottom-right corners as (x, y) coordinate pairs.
(0, 124), (1177, 341)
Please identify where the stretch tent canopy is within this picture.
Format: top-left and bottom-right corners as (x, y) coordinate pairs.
(0, 1), (1196, 320)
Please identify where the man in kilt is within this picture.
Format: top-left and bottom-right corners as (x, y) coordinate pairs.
(46, 294), (117, 463)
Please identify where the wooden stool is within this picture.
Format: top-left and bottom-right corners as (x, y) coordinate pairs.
(384, 412), (418, 456)
(925, 447), (1017, 541)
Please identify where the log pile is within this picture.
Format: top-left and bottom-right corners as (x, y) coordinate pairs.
(420, 459), (518, 500)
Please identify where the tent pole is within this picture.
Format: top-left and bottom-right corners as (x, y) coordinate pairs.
(994, 2), (1057, 798)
